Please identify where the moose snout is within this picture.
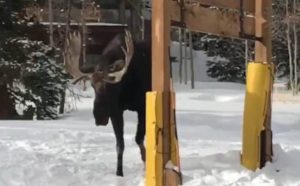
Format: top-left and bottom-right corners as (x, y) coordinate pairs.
(95, 116), (109, 126)
(93, 106), (109, 126)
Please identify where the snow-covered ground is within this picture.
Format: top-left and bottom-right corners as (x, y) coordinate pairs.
(0, 82), (300, 186)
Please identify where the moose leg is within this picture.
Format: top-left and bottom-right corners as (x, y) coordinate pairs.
(111, 114), (125, 176)
(136, 110), (146, 162)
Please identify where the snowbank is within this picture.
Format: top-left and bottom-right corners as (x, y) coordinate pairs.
(0, 82), (299, 186)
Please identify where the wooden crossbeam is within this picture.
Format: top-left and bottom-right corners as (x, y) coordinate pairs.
(187, 0), (254, 14)
(170, 1), (255, 40)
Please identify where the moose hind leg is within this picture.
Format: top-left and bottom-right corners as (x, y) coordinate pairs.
(136, 111), (146, 162)
(111, 115), (125, 176)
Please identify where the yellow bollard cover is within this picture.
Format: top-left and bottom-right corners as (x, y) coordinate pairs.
(241, 62), (273, 171)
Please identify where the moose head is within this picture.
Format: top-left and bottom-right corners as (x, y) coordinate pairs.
(64, 29), (134, 126)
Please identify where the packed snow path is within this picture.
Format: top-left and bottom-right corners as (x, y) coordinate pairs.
(0, 82), (300, 186)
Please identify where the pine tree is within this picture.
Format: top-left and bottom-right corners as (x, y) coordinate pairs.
(192, 32), (253, 83)
(0, 1), (68, 119)
(191, 2), (293, 84)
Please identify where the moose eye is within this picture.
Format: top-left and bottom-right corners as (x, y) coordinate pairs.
(109, 66), (115, 72)
(96, 67), (104, 73)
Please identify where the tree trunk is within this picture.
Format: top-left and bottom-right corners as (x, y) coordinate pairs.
(189, 30), (195, 89)
(179, 28), (183, 83)
(3, 0), (12, 29)
(129, 9), (134, 36)
(184, 29), (188, 85)
(131, 8), (141, 41)
(141, 15), (145, 40)
(119, 0), (126, 24)
(59, 0), (72, 115)
(245, 40), (249, 77)
(81, 0), (87, 64)
(293, 0), (298, 95)
(0, 85), (17, 119)
(286, 0), (295, 92)
(59, 90), (66, 114)
(49, 0), (54, 47)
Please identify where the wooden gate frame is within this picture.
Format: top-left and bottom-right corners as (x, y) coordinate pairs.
(147, 0), (273, 185)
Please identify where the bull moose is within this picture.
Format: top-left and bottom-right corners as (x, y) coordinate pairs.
(64, 29), (151, 176)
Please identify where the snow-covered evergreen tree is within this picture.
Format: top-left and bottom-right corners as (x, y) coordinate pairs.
(0, 1), (68, 119)
(1, 38), (68, 119)
(191, 32), (253, 83)
(191, 2), (293, 83)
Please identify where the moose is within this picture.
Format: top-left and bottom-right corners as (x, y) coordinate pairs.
(64, 29), (151, 176)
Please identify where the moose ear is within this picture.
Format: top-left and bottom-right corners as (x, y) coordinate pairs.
(111, 59), (125, 71)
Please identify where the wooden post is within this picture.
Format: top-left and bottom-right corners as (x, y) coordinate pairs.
(146, 0), (181, 185)
(255, 0), (272, 63)
(254, 0), (273, 166)
(152, 0), (171, 161)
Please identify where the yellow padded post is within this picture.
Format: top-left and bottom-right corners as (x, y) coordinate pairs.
(241, 62), (273, 171)
(146, 91), (164, 186)
(146, 91), (181, 186)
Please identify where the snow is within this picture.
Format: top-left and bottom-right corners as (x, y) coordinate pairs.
(0, 81), (300, 186)
(38, 22), (127, 27)
(170, 41), (217, 83)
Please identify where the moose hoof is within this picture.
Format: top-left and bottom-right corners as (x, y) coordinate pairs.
(141, 152), (146, 162)
(139, 145), (146, 162)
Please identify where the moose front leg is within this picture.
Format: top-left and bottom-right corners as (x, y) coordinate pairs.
(111, 114), (125, 176)
(136, 110), (146, 162)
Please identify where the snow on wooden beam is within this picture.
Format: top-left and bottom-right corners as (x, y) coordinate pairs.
(187, 0), (255, 14)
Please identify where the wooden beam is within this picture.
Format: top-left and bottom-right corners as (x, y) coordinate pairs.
(189, 0), (255, 14)
(170, 1), (255, 39)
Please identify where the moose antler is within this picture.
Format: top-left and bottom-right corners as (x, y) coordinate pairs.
(104, 30), (134, 84)
(64, 29), (134, 85)
(64, 31), (92, 84)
